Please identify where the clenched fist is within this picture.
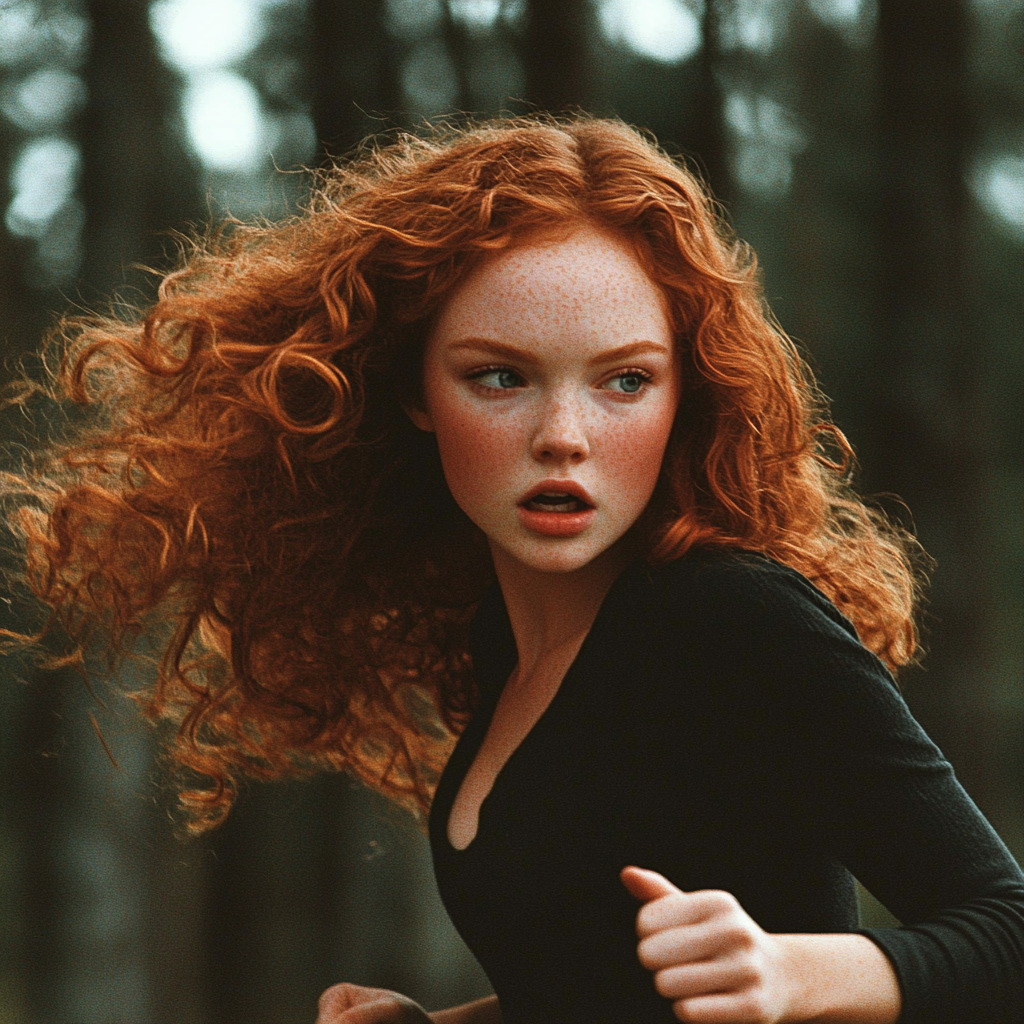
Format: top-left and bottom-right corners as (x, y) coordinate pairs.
(621, 866), (794, 1024)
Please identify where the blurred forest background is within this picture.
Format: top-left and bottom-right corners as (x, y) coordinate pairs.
(0, 1), (1021, 1022)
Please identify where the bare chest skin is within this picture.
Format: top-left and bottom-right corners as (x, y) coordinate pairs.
(447, 639), (586, 850)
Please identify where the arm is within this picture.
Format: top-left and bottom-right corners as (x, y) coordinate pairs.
(623, 867), (901, 1024)
(643, 554), (1024, 1022)
(765, 582), (1024, 1024)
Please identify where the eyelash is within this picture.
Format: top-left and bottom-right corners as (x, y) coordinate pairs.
(468, 365), (655, 395)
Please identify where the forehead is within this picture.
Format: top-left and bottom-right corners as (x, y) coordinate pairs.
(433, 224), (673, 345)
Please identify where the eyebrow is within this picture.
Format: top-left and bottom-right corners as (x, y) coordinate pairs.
(449, 339), (672, 365)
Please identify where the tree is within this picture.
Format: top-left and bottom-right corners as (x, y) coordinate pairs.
(873, 0), (1000, 820)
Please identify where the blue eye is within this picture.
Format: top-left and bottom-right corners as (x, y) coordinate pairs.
(474, 368), (523, 389)
(606, 371), (650, 394)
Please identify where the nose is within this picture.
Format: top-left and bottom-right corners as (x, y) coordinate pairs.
(530, 391), (590, 464)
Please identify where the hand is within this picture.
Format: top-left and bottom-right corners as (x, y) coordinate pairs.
(316, 983), (433, 1024)
(621, 866), (794, 1024)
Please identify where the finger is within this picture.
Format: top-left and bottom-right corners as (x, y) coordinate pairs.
(638, 888), (739, 937)
(637, 924), (728, 970)
(316, 985), (402, 1023)
(318, 984), (370, 1018)
(340, 1000), (396, 1024)
(319, 999), (415, 1024)
(653, 958), (756, 1001)
(621, 865), (680, 903)
(671, 990), (774, 1024)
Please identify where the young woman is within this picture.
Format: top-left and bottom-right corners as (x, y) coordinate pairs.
(8, 118), (1023, 1024)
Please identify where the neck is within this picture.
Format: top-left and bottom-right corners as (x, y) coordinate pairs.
(489, 536), (638, 679)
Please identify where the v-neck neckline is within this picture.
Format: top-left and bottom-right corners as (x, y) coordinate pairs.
(435, 557), (643, 853)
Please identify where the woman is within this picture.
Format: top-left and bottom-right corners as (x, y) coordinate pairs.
(7, 117), (1023, 1023)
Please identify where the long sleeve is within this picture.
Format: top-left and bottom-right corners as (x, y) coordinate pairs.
(693, 554), (1024, 1024)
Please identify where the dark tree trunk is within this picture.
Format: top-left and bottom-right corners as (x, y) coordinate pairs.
(310, 0), (402, 161)
(523, 0), (591, 112)
(0, 237), (46, 370)
(79, 0), (201, 300)
(874, 1), (997, 814)
(688, 0), (728, 203)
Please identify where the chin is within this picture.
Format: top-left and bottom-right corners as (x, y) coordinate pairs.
(492, 533), (622, 575)
(529, 552), (600, 574)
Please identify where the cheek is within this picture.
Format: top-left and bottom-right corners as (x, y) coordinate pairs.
(430, 399), (521, 508)
(601, 406), (676, 505)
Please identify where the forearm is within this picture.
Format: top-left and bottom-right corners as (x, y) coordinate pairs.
(429, 994), (501, 1024)
(778, 933), (901, 1024)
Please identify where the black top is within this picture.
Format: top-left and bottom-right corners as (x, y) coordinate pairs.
(429, 550), (1024, 1024)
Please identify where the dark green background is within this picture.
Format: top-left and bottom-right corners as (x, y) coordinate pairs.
(1, 2), (1021, 1022)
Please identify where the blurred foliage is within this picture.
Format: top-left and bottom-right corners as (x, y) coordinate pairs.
(1, 1), (1021, 1022)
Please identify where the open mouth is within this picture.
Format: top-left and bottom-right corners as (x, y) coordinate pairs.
(521, 492), (593, 514)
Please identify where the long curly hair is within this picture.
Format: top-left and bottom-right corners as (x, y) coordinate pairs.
(3, 116), (925, 831)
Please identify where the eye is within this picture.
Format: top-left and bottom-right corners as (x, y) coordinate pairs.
(470, 367), (525, 390)
(603, 369), (652, 395)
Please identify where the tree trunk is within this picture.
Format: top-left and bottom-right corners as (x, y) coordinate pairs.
(874, 0), (998, 817)
(688, 0), (728, 203)
(310, 0), (402, 161)
(523, 0), (591, 112)
(79, 0), (201, 300)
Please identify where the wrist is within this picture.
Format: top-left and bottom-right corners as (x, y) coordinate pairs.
(775, 933), (901, 1024)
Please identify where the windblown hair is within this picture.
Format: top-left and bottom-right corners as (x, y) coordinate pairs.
(4, 116), (925, 831)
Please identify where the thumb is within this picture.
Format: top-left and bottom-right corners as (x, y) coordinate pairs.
(620, 865), (680, 903)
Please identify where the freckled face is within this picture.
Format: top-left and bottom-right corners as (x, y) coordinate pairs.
(406, 225), (681, 574)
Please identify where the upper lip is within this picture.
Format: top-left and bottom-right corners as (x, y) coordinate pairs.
(519, 479), (596, 507)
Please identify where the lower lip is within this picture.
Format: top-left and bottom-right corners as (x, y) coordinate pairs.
(516, 505), (596, 537)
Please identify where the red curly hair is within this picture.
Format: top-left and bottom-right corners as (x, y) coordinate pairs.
(4, 116), (925, 831)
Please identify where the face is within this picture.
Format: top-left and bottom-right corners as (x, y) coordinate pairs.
(406, 224), (681, 575)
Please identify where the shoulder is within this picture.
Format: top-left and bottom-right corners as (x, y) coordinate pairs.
(622, 547), (861, 653)
(615, 548), (914, 726)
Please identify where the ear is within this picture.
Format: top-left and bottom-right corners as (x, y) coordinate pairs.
(401, 400), (435, 433)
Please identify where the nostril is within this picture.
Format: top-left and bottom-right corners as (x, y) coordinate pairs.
(534, 432), (589, 459)
(538, 448), (587, 462)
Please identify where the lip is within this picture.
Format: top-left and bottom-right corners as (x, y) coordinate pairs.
(516, 505), (596, 537)
(516, 479), (596, 538)
(518, 479), (596, 508)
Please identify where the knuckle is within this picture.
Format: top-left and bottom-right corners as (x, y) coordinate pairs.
(724, 914), (758, 948)
(733, 957), (762, 987)
(730, 955), (756, 986)
(317, 982), (359, 1017)
(722, 920), (752, 947)
(318, 983), (351, 1008)
(739, 990), (772, 1023)
(707, 889), (738, 911)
